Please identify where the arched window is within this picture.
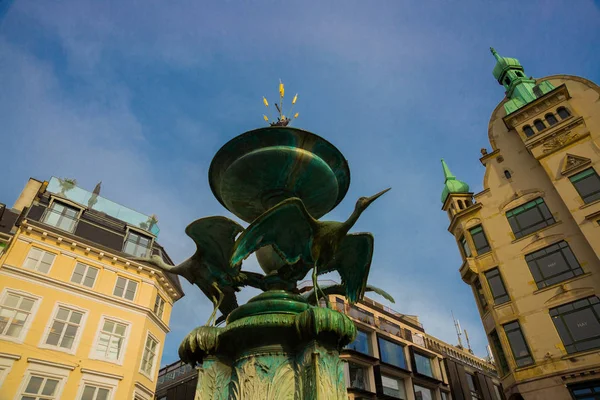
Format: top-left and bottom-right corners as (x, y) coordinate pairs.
(557, 107), (571, 119)
(504, 76), (511, 86)
(545, 113), (558, 126)
(515, 71), (525, 77)
(504, 170), (512, 179)
(458, 200), (464, 210)
(523, 125), (535, 137)
(534, 119), (546, 132)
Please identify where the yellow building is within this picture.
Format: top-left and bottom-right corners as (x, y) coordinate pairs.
(0, 177), (184, 400)
(442, 49), (600, 399)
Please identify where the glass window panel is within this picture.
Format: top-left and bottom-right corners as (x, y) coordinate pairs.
(4, 294), (19, 308)
(56, 308), (69, 321)
(81, 385), (96, 400)
(414, 353), (433, 377)
(414, 384), (433, 400)
(503, 321), (533, 366)
(71, 264), (86, 284)
(546, 113), (558, 125)
(97, 388), (110, 400)
(25, 376), (43, 394)
(382, 374), (405, 399)
(557, 107), (570, 119)
(114, 323), (126, 336)
(470, 226), (491, 254)
(46, 331), (61, 346)
(526, 241), (582, 289)
(19, 298), (35, 312)
(348, 363), (368, 390)
(103, 320), (114, 332)
(41, 379), (58, 396)
(345, 329), (371, 355)
(378, 337), (406, 369)
(125, 281), (137, 301)
(460, 236), (471, 257)
(70, 311), (83, 324)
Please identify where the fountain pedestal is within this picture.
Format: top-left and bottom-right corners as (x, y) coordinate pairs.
(181, 291), (356, 399)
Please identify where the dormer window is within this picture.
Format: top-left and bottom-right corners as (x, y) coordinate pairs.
(123, 230), (152, 257)
(43, 201), (79, 233)
(523, 125), (535, 137)
(557, 107), (571, 119)
(533, 119), (546, 132)
(545, 113), (558, 126)
(503, 76), (511, 86)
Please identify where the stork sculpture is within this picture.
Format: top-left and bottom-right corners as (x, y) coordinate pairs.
(131, 216), (264, 326)
(303, 283), (395, 306)
(231, 188), (391, 306)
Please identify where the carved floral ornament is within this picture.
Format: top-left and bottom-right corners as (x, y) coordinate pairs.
(542, 130), (579, 153)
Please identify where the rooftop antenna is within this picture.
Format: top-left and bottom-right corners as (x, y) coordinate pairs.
(452, 310), (464, 350)
(464, 329), (474, 354)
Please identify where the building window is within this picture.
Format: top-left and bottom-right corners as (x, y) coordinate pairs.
(459, 236), (472, 258)
(80, 385), (111, 400)
(525, 241), (583, 289)
(19, 375), (61, 400)
(23, 247), (56, 274)
(113, 276), (138, 301)
(506, 197), (555, 238)
(43, 201), (79, 233)
(570, 168), (600, 204)
(441, 392), (451, 400)
(473, 278), (489, 312)
(413, 352), (434, 378)
(545, 113), (558, 126)
(503, 321), (534, 367)
(489, 330), (509, 375)
(381, 374), (406, 399)
(348, 305), (375, 324)
(346, 329), (372, 355)
(466, 373), (482, 399)
(44, 306), (84, 350)
(70, 263), (99, 288)
(484, 268), (510, 305)
(493, 385), (503, 400)
(568, 380), (600, 400)
(504, 170), (512, 179)
(94, 319), (127, 362)
(557, 107), (571, 119)
(413, 384), (434, 400)
(378, 337), (407, 369)
(550, 296), (600, 354)
(533, 119), (546, 132)
(0, 292), (36, 339)
(154, 295), (166, 319)
(523, 125), (535, 137)
(469, 225), (491, 255)
(347, 362), (369, 390)
(123, 230), (152, 257)
(140, 334), (159, 376)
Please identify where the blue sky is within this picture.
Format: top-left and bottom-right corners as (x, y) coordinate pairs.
(1, 1), (599, 366)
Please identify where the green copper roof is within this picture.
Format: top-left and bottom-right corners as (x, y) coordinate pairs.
(490, 47), (555, 115)
(441, 159), (470, 203)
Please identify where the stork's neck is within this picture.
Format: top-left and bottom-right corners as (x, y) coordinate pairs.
(343, 206), (364, 234)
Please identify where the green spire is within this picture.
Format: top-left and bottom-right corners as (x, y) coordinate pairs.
(490, 47), (555, 115)
(441, 159), (470, 203)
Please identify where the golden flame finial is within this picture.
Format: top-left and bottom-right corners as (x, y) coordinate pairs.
(262, 80), (299, 127)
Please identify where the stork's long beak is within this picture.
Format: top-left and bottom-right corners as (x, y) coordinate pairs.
(365, 187), (391, 206)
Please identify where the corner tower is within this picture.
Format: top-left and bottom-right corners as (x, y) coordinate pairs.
(442, 49), (600, 400)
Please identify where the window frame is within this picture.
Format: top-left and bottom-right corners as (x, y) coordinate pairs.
(112, 276), (139, 301)
(545, 113), (558, 126)
(525, 241), (583, 289)
(459, 235), (472, 258)
(139, 331), (160, 379)
(38, 302), (88, 355)
(0, 288), (41, 343)
(153, 295), (166, 319)
(22, 247), (57, 274)
(377, 335), (408, 370)
(473, 278), (489, 313)
(42, 198), (82, 234)
(569, 168), (600, 205)
(380, 373), (407, 399)
(345, 328), (373, 355)
(488, 330), (509, 376)
(568, 379), (600, 400)
(70, 262), (100, 288)
(469, 225), (491, 255)
(466, 373), (482, 399)
(484, 268), (510, 305)
(505, 197), (555, 239)
(550, 296), (600, 354)
(16, 364), (70, 400)
(122, 227), (154, 258)
(89, 316), (131, 365)
(503, 321), (534, 368)
(557, 106), (571, 120)
(522, 125), (535, 138)
(413, 384), (435, 400)
(412, 351), (435, 378)
(345, 360), (372, 392)
(75, 371), (119, 400)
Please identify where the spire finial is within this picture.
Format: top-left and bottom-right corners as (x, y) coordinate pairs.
(490, 47), (502, 62)
(262, 80), (299, 127)
(441, 159), (455, 182)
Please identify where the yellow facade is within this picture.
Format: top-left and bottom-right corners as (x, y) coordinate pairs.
(444, 75), (600, 399)
(0, 181), (183, 400)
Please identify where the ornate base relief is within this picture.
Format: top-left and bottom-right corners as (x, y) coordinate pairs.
(189, 293), (355, 399)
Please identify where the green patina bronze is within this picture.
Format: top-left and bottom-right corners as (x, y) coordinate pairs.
(133, 101), (393, 398)
(440, 158), (470, 203)
(490, 47), (556, 114)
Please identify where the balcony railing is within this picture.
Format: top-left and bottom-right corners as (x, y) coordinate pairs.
(46, 177), (160, 236)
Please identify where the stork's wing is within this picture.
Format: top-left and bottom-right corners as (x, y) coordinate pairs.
(231, 198), (315, 267)
(319, 233), (374, 304)
(304, 283), (395, 305)
(185, 216), (244, 269)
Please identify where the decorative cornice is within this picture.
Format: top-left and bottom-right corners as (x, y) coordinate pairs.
(134, 381), (155, 397)
(560, 153), (592, 176)
(20, 220), (183, 299)
(81, 368), (124, 380)
(502, 84), (570, 129)
(0, 352), (21, 360)
(479, 149), (501, 166)
(27, 357), (76, 370)
(447, 203), (483, 234)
